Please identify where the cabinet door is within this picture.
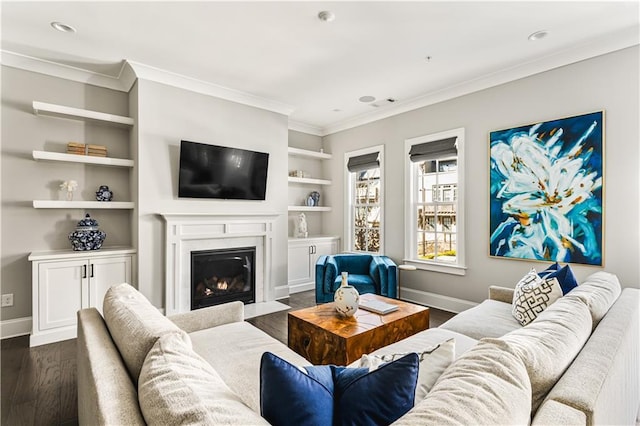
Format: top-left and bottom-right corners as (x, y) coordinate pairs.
(288, 244), (313, 286)
(89, 255), (132, 314)
(38, 259), (87, 331)
(311, 240), (339, 265)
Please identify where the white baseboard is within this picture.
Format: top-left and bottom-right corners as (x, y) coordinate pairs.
(274, 285), (290, 300)
(288, 282), (314, 294)
(1, 316), (32, 340)
(400, 288), (477, 314)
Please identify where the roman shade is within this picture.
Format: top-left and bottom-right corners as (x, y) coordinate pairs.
(347, 152), (380, 172)
(409, 137), (457, 162)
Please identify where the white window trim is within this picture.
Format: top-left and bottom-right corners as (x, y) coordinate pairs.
(344, 145), (384, 254)
(404, 128), (466, 275)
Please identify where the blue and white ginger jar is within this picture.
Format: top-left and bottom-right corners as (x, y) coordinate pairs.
(95, 185), (113, 201)
(69, 213), (106, 251)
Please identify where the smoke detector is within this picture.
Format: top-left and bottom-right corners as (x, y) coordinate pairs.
(318, 11), (335, 22)
(51, 21), (76, 33)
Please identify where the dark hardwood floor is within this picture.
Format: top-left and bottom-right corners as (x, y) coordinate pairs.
(1, 291), (454, 426)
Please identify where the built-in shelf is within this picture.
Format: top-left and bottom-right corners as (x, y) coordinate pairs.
(33, 201), (135, 209)
(288, 206), (332, 212)
(287, 147), (332, 160)
(33, 101), (135, 127)
(288, 177), (332, 185)
(32, 151), (134, 168)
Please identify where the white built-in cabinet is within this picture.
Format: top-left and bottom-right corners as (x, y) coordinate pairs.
(287, 147), (339, 293)
(287, 237), (339, 294)
(28, 100), (137, 346)
(28, 248), (135, 346)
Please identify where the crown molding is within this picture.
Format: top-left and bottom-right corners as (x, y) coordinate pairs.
(0, 50), (131, 92)
(3, 23), (637, 133)
(321, 26), (640, 136)
(126, 61), (295, 116)
(0, 51), (295, 116)
(288, 120), (324, 136)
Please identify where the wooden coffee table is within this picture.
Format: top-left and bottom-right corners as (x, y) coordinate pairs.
(288, 293), (429, 365)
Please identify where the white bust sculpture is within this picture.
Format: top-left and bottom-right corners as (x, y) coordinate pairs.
(296, 212), (308, 238)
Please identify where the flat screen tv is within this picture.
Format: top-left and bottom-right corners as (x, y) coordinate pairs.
(178, 140), (269, 200)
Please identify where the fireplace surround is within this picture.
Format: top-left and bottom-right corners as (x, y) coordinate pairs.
(161, 213), (279, 316)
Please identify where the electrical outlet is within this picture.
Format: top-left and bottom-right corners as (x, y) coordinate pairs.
(1, 294), (14, 307)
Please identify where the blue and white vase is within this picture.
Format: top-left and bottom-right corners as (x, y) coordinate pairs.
(334, 272), (359, 317)
(95, 185), (113, 201)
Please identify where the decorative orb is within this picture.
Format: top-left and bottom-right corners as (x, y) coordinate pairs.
(334, 284), (360, 317)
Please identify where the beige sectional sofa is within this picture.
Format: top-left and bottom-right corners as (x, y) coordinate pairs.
(77, 271), (639, 425)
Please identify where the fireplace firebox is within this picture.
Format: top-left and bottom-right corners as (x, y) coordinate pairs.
(190, 247), (255, 310)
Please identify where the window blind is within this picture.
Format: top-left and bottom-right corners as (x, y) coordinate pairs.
(347, 152), (380, 172)
(409, 137), (457, 162)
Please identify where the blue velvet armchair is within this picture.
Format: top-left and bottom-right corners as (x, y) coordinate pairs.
(315, 254), (398, 303)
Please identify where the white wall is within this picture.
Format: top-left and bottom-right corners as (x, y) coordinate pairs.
(134, 79), (289, 307)
(323, 46), (640, 306)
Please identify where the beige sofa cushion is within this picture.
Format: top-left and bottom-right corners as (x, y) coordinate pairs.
(139, 333), (269, 425)
(532, 400), (587, 425)
(566, 271), (621, 327)
(103, 283), (190, 383)
(190, 321), (311, 412)
(536, 289), (640, 426)
(493, 295), (593, 412)
(440, 299), (522, 339)
(393, 340), (532, 425)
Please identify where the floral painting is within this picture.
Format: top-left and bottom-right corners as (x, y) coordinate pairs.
(489, 111), (604, 266)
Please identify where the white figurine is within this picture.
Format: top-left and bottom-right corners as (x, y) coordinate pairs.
(296, 212), (308, 238)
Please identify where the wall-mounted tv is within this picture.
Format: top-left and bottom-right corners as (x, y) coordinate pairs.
(178, 140), (269, 200)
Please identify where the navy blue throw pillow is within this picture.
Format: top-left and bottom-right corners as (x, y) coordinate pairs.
(539, 263), (578, 294)
(260, 352), (419, 426)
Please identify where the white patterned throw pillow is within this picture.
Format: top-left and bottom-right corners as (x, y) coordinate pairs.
(512, 269), (562, 326)
(353, 338), (455, 401)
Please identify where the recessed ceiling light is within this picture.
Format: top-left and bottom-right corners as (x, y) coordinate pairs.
(528, 30), (548, 41)
(51, 21), (76, 33)
(318, 11), (335, 22)
(359, 95), (376, 103)
(332, 108), (342, 112)
(424, 56), (433, 62)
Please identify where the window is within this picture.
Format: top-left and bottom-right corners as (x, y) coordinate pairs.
(405, 129), (465, 275)
(345, 146), (383, 253)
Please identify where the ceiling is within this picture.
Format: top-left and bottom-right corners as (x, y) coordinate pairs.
(2, 1), (639, 135)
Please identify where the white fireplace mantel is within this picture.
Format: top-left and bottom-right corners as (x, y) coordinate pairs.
(161, 213), (280, 316)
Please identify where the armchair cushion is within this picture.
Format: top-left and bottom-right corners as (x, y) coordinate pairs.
(334, 274), (376, 295)
(316, 254), (398, 303)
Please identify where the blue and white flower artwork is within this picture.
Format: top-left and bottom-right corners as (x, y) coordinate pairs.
(489, 111), (604, 266)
